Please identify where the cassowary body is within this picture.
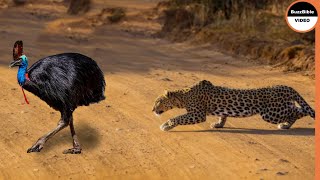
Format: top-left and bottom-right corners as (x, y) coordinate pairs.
(10, 41), (105, 154)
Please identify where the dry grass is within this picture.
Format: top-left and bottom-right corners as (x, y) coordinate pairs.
(107, 7), (126, 23)
(45, 7), (126, 38)
(67, 0), (91, 15)
(157, 0), (315, 76)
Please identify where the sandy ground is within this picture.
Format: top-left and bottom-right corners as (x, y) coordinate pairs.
(0, 1), (315, 179)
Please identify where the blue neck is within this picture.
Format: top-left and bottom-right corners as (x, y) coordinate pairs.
(17, 55), (28, 86)
(17, 66), (27, 85)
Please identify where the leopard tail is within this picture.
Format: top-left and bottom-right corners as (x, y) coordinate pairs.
(290, 88), (315, 119)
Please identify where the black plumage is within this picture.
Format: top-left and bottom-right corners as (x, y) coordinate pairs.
(24, 53), (106, 111)
(10, 41), (106, 154)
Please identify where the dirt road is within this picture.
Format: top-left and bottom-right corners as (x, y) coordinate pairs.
(0, 1), (314, 179)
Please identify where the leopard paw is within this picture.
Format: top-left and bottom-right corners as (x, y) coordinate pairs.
(210, 122), (224, 128)
(278, 122), (291, 130)
(160, 122), (175, 131)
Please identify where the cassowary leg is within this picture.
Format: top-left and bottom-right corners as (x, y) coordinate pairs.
(27, 117), (69, 153)
(63, 115), (82, 154)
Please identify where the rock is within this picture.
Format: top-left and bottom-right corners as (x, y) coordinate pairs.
(276, 171), (288, 176)
(161, 77), (172, 81)
(279, 159), (289, 163)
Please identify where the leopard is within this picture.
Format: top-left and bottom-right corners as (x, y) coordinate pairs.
(152, 80), (315, 131)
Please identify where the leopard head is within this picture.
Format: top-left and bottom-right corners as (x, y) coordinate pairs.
(152, 90), (176, 116)
(152, 90), (187, 116)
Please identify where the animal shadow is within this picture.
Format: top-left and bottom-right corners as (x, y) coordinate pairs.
(42, 121), (100, 153)
(173, 127), (315, 136)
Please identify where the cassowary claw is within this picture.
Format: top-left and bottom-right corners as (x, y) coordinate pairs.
(27, 138), (45, 153)
(63, 148), (81, 154)
(27, 144), (43, 153)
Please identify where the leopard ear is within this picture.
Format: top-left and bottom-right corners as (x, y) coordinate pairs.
(165, 91), (174, 98)
(164, 90), (168, 97)
(13, 40), (23, 60)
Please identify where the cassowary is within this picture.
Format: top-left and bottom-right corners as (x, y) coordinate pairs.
(9, 41), (106, 154)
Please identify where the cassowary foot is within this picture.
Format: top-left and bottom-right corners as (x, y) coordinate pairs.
(63, 147), (81, 154)
(27, 139), (45, 153)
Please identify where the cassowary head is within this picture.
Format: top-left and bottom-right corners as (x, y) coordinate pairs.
(9, 40), (27, 68)
(9, 55), (28, 68)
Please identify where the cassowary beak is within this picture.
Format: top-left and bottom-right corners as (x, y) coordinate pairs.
(9, 58), (22, 68)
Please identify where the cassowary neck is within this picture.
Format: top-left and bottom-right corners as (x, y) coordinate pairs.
(17, 62), (28, 86)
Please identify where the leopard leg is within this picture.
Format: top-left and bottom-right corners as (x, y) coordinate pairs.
(160, 112), (206, 131)
(278, 121), (295, 129)
(261, 111), (276, 124)
(278, 107), (306, 130)
(210, 116), (227, 128)
(293, 107), (309, 119)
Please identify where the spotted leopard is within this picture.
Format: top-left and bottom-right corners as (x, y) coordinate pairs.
(152, 80), (314, 131)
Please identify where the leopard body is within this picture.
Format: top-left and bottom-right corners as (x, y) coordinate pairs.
(152, 80), (314, 131)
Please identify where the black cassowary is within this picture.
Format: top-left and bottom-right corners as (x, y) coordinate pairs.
(9, 41), (106, 154)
